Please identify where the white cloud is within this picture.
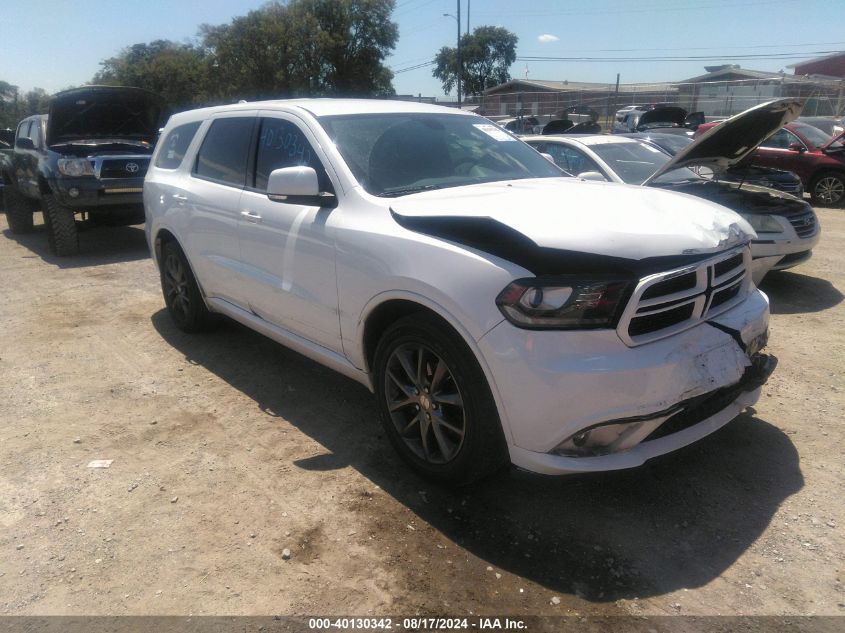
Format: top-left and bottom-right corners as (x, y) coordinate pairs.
(537, 34), (559, 43)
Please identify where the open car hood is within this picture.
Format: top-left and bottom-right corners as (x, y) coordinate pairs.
(643, 99), (803, 185)
(46, 86), (164, 146)
(637, 106), (687, 129)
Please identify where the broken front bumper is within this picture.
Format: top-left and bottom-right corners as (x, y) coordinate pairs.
(478, 289), (772, 475)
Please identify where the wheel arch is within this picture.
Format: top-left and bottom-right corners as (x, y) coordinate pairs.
(358, 292), (515, 445)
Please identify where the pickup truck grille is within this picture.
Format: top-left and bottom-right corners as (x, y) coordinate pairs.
(788, 210), (817, 238)
(98, 158), (150, 179)
(617, 246), (752, 346)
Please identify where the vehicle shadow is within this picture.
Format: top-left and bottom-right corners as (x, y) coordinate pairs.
(151, 310), (804, 602)
(2, 214), (149, 268)
(760, 270), (843, 314)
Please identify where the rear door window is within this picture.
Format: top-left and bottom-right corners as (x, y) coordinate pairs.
(194, 117), (255, 187)
(156, 121), (202, 169)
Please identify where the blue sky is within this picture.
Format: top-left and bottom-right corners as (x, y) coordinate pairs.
(1, 0), (843, 98)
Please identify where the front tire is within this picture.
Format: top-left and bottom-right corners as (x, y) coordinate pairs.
(810, 172), (845, 207)
(43, 194), (79, 256)
(160, 240), (213, 333)
(3, 186), (35, 234)
(373, 313), (509, 485)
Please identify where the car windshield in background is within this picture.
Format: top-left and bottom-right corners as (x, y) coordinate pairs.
(318, 113), (563, 197)
(793, 122), (844, 151)
(646, 134), (692, 155)
(590, 141), (699, 185)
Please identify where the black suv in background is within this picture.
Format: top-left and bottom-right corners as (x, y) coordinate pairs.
(1, 86), (164, 255)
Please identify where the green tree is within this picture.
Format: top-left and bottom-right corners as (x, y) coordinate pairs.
(433, 26), (518, 97)
(201, 0), (398, 99)
(0, 83), (53, 129)
(93, 40), (211, 109)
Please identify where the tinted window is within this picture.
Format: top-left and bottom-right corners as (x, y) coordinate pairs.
(544, 144), (601, 175)
(254, 118), (329, 191)
(760, 128), (799, 150)
(17, 121), (31, 141)
(156, 121), (201, 169)
(194, 117), (254, 187)
(27, 119), (39, 144)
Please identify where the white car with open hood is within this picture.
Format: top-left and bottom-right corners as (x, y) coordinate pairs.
(144, 99), (774, 484)
(524, 99), (821, 284)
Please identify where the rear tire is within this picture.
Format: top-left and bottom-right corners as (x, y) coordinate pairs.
(373, 312), (510, 485)
(44, 194), (79, 256)
(160, 240), (213, 333)
(3, 186), (35, 234)
(809, 172), (845, 207)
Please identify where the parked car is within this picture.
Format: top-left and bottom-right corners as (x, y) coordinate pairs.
(624, 132), (804, 197)
(0, 86), (164, 254)
(145, 98), (775, 484)
(612, 105), (702, 135)
(697, 119), (845, 207)
(525, 100), (820, 283)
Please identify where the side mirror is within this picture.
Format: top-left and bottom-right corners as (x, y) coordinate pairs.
(267, 166), (336, 207)
(540, 152), (556, 164)
(788, 142), (806, 153)
(578, 171), (608, 182)
(15, 137), (35, 150)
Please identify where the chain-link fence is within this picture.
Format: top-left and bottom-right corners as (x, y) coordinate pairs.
(471, 77), (845, 130)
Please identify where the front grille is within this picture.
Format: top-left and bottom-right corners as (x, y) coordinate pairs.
(98, 158), (150, 179)
(617, 246), (751, 346)
(788, 210), (817, 238)
(777, 182), (803, 194)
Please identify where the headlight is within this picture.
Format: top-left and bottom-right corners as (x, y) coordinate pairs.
(57, 158), (94, 177)
(496, 277), (631, 329)
(739, 213), (784, 234)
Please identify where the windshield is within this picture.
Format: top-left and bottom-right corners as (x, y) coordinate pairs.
(589, 141), (699, 184)
(644, 134), (691, 155)
(793, 122), (844, 151)
(318, 113), (564, 197)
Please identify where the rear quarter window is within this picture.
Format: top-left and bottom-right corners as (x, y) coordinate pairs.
(155, 122), (202, 169)
(193, 117), (255, 187)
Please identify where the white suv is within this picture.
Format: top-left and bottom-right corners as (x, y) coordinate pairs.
(144, 99), (774, 484)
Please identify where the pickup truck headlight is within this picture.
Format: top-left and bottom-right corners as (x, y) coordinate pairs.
(57, 158), (95, 177)
(496, 278), (631, 329)
(740, 213), (784, 234)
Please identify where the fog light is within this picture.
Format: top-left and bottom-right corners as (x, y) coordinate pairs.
(68, 187), (80, 198)
(554, 416), (669, 457)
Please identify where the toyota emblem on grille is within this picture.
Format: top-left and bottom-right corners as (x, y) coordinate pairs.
(803, 217), (812, 226)
(125, 162), (140, 174)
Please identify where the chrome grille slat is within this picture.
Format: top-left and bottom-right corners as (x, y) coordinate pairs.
(788, 211), (817, 239)
(617, 246), (752, 347)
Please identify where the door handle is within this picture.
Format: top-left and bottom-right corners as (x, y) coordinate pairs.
(241, 210), (262, 223)
(172, 193), (188, 204)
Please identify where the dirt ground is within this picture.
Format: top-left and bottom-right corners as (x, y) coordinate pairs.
(0, 207), (843, 618)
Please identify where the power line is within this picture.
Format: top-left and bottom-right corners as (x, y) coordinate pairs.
(521, 41), (845, 54)
(517, 50), (845, 63)
(473, 0), (798, 18)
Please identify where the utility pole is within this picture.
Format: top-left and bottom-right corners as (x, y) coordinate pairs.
(466, 0), (470, 35)
(443, 3), (462, 107)
(457, 0), (462, 107)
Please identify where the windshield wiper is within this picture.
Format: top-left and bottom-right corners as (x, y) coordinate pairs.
(379, 184), (444, 198)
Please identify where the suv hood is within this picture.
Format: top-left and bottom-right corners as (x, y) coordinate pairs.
(643, 99), (803, 185)
(389, 178), (753, 275)
(46, 86), (164, 147)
